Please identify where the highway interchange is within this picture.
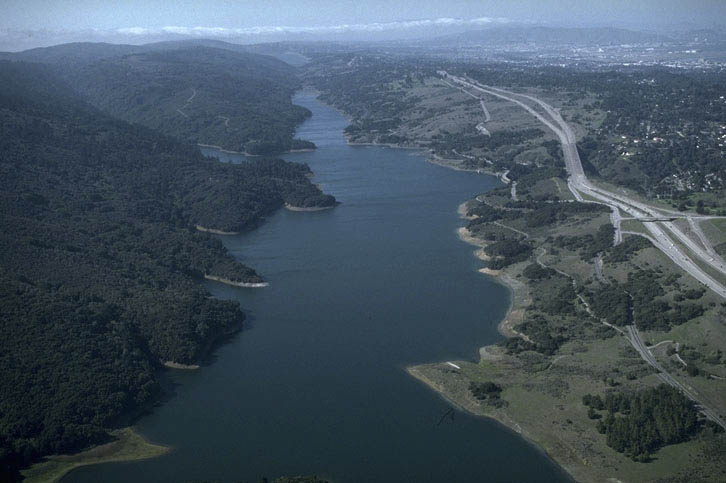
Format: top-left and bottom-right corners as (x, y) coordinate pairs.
(442, 72), (726, 429)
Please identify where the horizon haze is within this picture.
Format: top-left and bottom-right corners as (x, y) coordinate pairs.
(1, 0), (726, 51)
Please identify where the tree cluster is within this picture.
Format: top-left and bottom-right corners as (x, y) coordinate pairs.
(584, 385), (706, 461)
(469, 381), (507, 408)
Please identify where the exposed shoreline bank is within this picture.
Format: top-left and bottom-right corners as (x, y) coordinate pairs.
(195, 224), (239, 236)
(335, 98), (526, 344)
(197, 143), (316, 156)
(345, 137), (426, 152)
(203, 274), (269, 288)
(27, 131), (311, 481)
(404, 200), (574, 479)
(284, 203), (337, 212)
(162, 361), (200, 370)
(320, 98), (501, 181)
(404, 365), (574, 479)
(21, 428), (169, 483)
(427, 155), (514, 185)
(454, 216), (528, 340)
(22, 311), (245, 481)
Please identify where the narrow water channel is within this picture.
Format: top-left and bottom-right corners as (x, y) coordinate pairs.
(66, 92), (569, 483)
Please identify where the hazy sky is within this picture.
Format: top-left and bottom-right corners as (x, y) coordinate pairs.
(1, 0), (725, 51)
(3, 0), (725, 31)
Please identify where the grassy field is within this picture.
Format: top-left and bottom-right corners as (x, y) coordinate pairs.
(411, 340), (723, 483)
(577, 190), (606, 204)
(589, 179), (691, 214)
(700, 218), (726, 250)
(620, 219), (651, 237)
(21, 428), (169, 483)
(551, 177), (577, 201)
(607, 238), (726, 413)
(411, 171), (726, 482)
(663, 225), (726, 287)
(680, 192), (726, 214)
(356, 76), (599, 171)
(520, 88), (607, 141)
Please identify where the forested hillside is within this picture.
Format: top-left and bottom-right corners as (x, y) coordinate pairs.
(0, 61), (334, 479)
(59, 46), (314, 154)
(2, 42), (315, 154)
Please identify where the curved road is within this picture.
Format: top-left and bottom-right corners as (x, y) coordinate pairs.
(442, 72), (726, 429)
(446, 73), (726, 299)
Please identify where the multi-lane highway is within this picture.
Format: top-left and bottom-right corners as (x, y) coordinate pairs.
(626, 324), (726, 428)
(445, 73), (726, 299)
(442, 72), (726, 429)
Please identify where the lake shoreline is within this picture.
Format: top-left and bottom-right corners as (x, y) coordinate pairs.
(405, 200), (575, 480)
(197, 143), (316, 156)
(70, 89), (575, 483)
(454, 210), (527, 340)
(345, 137), (426, 152)
(284, 203), (337, 212)
(22, 253), (251, 481)
(203, 274), (269, 288)
(21, 428), (169, 483)
(343, 130), (506, 179)
(162, 361), (200, 370)
(320, 93), (575, 482)
(34, 131), (302, 483)
(333, 99), (529, 344)
(195, 224), (239, 236)
(405, 363), (576, 481)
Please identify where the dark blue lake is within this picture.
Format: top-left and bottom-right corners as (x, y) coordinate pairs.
(66, 92), (569, 483)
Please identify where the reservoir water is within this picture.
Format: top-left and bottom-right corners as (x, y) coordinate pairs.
(67, 92), (569, 482)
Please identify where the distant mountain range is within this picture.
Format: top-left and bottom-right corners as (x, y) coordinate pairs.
(3, 21), (724, 52)
(0, 38), (253, 64)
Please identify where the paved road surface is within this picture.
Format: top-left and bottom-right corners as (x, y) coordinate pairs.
(480, 97), (492, 122)
(626, 323), (726, 429)
(445, 73), (726, 299)
(441, 72), (726, 430)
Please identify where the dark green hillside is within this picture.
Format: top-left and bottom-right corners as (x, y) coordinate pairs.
(59, 46), (313, 154)
(0, 41), (144, 64)
(0, 61), (334, 479)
